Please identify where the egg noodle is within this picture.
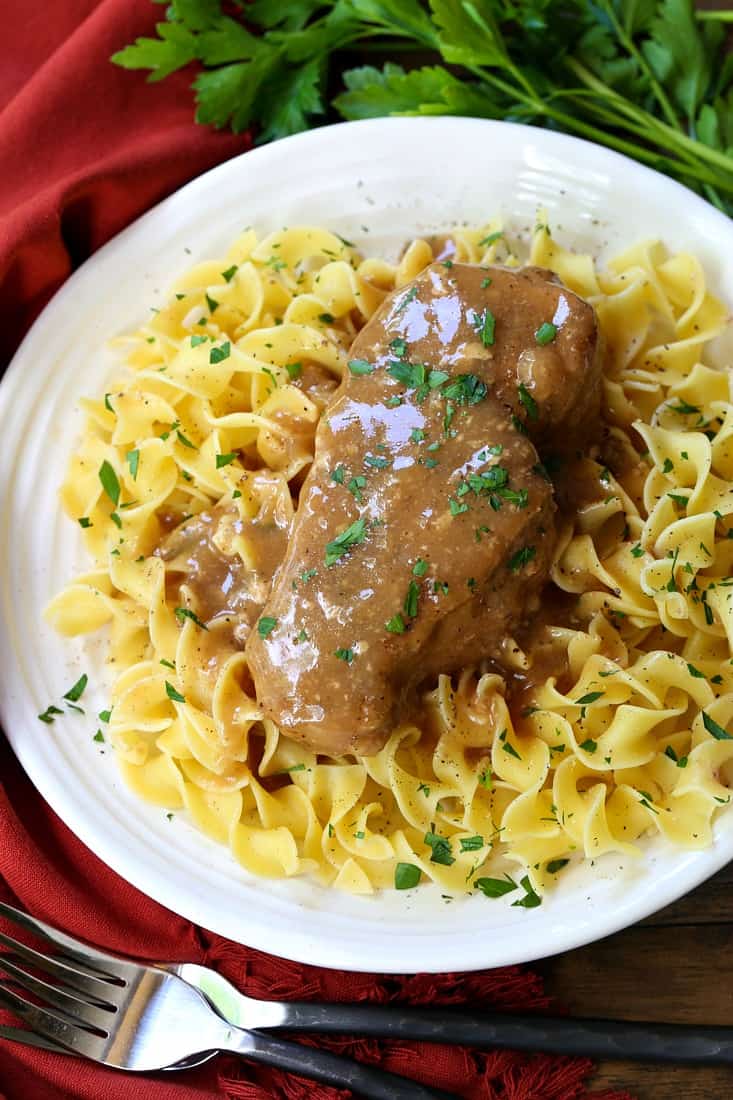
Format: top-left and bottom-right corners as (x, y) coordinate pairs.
(46, 218), (733, 899)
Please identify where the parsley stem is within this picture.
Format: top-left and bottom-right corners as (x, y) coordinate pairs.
(596, 0), (680, 134)
(464, 62), (711, 189)
(695, 9), (733, 20)
(565, 58), (733, 181)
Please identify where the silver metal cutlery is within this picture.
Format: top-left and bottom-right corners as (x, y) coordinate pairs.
(1, 899), (732, 1100)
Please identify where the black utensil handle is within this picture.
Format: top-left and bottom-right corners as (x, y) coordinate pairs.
(238, 1029), (455, 1100)
(277, 1003), (733, 1066)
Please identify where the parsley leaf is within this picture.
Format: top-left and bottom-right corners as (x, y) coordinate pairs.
(395, 862), (421, 890)
(474, 875), (517, 898)
(325, 518), (367, 567)
(257, 616), (278, 639)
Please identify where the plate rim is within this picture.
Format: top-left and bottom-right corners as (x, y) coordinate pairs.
(2, 115), (733, 972)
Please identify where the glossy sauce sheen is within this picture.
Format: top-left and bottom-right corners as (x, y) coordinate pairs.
(246, 263), (601, 755)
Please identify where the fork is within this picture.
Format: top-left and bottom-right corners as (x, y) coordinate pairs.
(2, 904), (733, 1083)
(0, 903), (451, 1099)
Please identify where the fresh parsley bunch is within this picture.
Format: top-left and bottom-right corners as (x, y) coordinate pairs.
(113, 1), (733, 213)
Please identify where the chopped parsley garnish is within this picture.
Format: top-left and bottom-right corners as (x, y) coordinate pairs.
(535, 322), (557, 345)
(98, 461), (120, 506)
(364, 454), (390, 469)
(424, 830), (455, 866)
(517, 382), (538, 420)
(547, 859), (570, 874)
(325, 518), (367, 567)
(472, 308), (496, 347)
(459, 835), (484, 852)
(388, 361), (426, 387)
(205, 293), (219, 313)
(579, 738), (597, 753)
(449, 498), (469, 516)
(347, 476), (366, 502)
(669, 400), (700, 415)
(126, 449), (140, 480)
(480, 276), (492, 288)
(395, 862), (421, 890)
(389, 337), (407, 358)
(511, 876), (542, 908)
(413, 559), (428, 577)
(93, 730), (105, 743)
(221, 264), (238, 282)
(216, 452), (237, 468)
(210, 341), (231, 364)
(331, 465), (345, 484)
(630, 543), (643, 558)
(78, 517), (92, 529)
(63, 674), (88, 703)
(702, 711), (733, 741)
(165, 681), (186, 703)
(38, 705), (64, 724)
(508, 545), (536, 572)
(576, 691), (604, 706)
(404, 580), (419, 619)
(257, 616), (278, 639)
(175, 429), (197, 449)
(190, 334), (208, 348)
(175, 607), (208, 630)
(104, 393), (115, 413)
(385, 613), (406, 634)
(478, 231), (503, 247)
(662, 457), (674, 473)
(319, 312), (335, 324)
(286, 361), (302, 380)
(334, 647), (355, 664)
(475, 874), (516, 898)
(410, 428), (425, 443)
(99, 710), (111, 723)
(348, 358), (374, 376)
(443, 373), (487, 405)
(478, 766), (493, 789)
(395, 286), (418, 314)
(687, 663), (705, 679)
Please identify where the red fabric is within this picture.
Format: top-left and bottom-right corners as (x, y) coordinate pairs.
(0, 3), (634, 1098)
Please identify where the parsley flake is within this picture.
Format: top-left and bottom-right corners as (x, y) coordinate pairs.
(325, 518), (367, 567)
(257, 616), (278, 639)
(535, 322), (557, 345)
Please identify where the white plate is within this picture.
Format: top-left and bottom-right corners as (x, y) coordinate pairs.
(2, 117), (733, 973)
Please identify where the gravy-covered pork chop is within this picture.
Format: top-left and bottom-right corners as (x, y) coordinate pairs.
(245, 263), (601, 755)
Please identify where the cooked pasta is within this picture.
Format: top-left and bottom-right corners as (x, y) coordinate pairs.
(46, 217), (733, 899)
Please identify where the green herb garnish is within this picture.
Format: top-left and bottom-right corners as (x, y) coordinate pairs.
(702, 711), (733, 741)
(395, 862), (421, 890)
(257, 616), (278, 639)
(508, 545), (536, 572)
(348, 358), (374, 376)
(165, 681), (185, 703)
(98, 461), (120, 506)
(325, 518), (367, 567)
(175, 607), (208, 630)
(475, 875), (517, 898)
(472, 308), (496, 347)
(535, 322), (557, 345)
(517, 383), (538, 420)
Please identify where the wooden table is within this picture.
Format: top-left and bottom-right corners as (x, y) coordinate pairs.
(537, 862), (733, 1097)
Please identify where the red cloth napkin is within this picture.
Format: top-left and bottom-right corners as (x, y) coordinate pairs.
(0, 3), (634, 1097)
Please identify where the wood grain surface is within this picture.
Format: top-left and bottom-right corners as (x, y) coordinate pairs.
(538, 862), (733, 1098)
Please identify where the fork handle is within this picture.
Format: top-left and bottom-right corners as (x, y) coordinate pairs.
(275, 1003), (733, 1066)
(221, 1026), (455, 1099)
